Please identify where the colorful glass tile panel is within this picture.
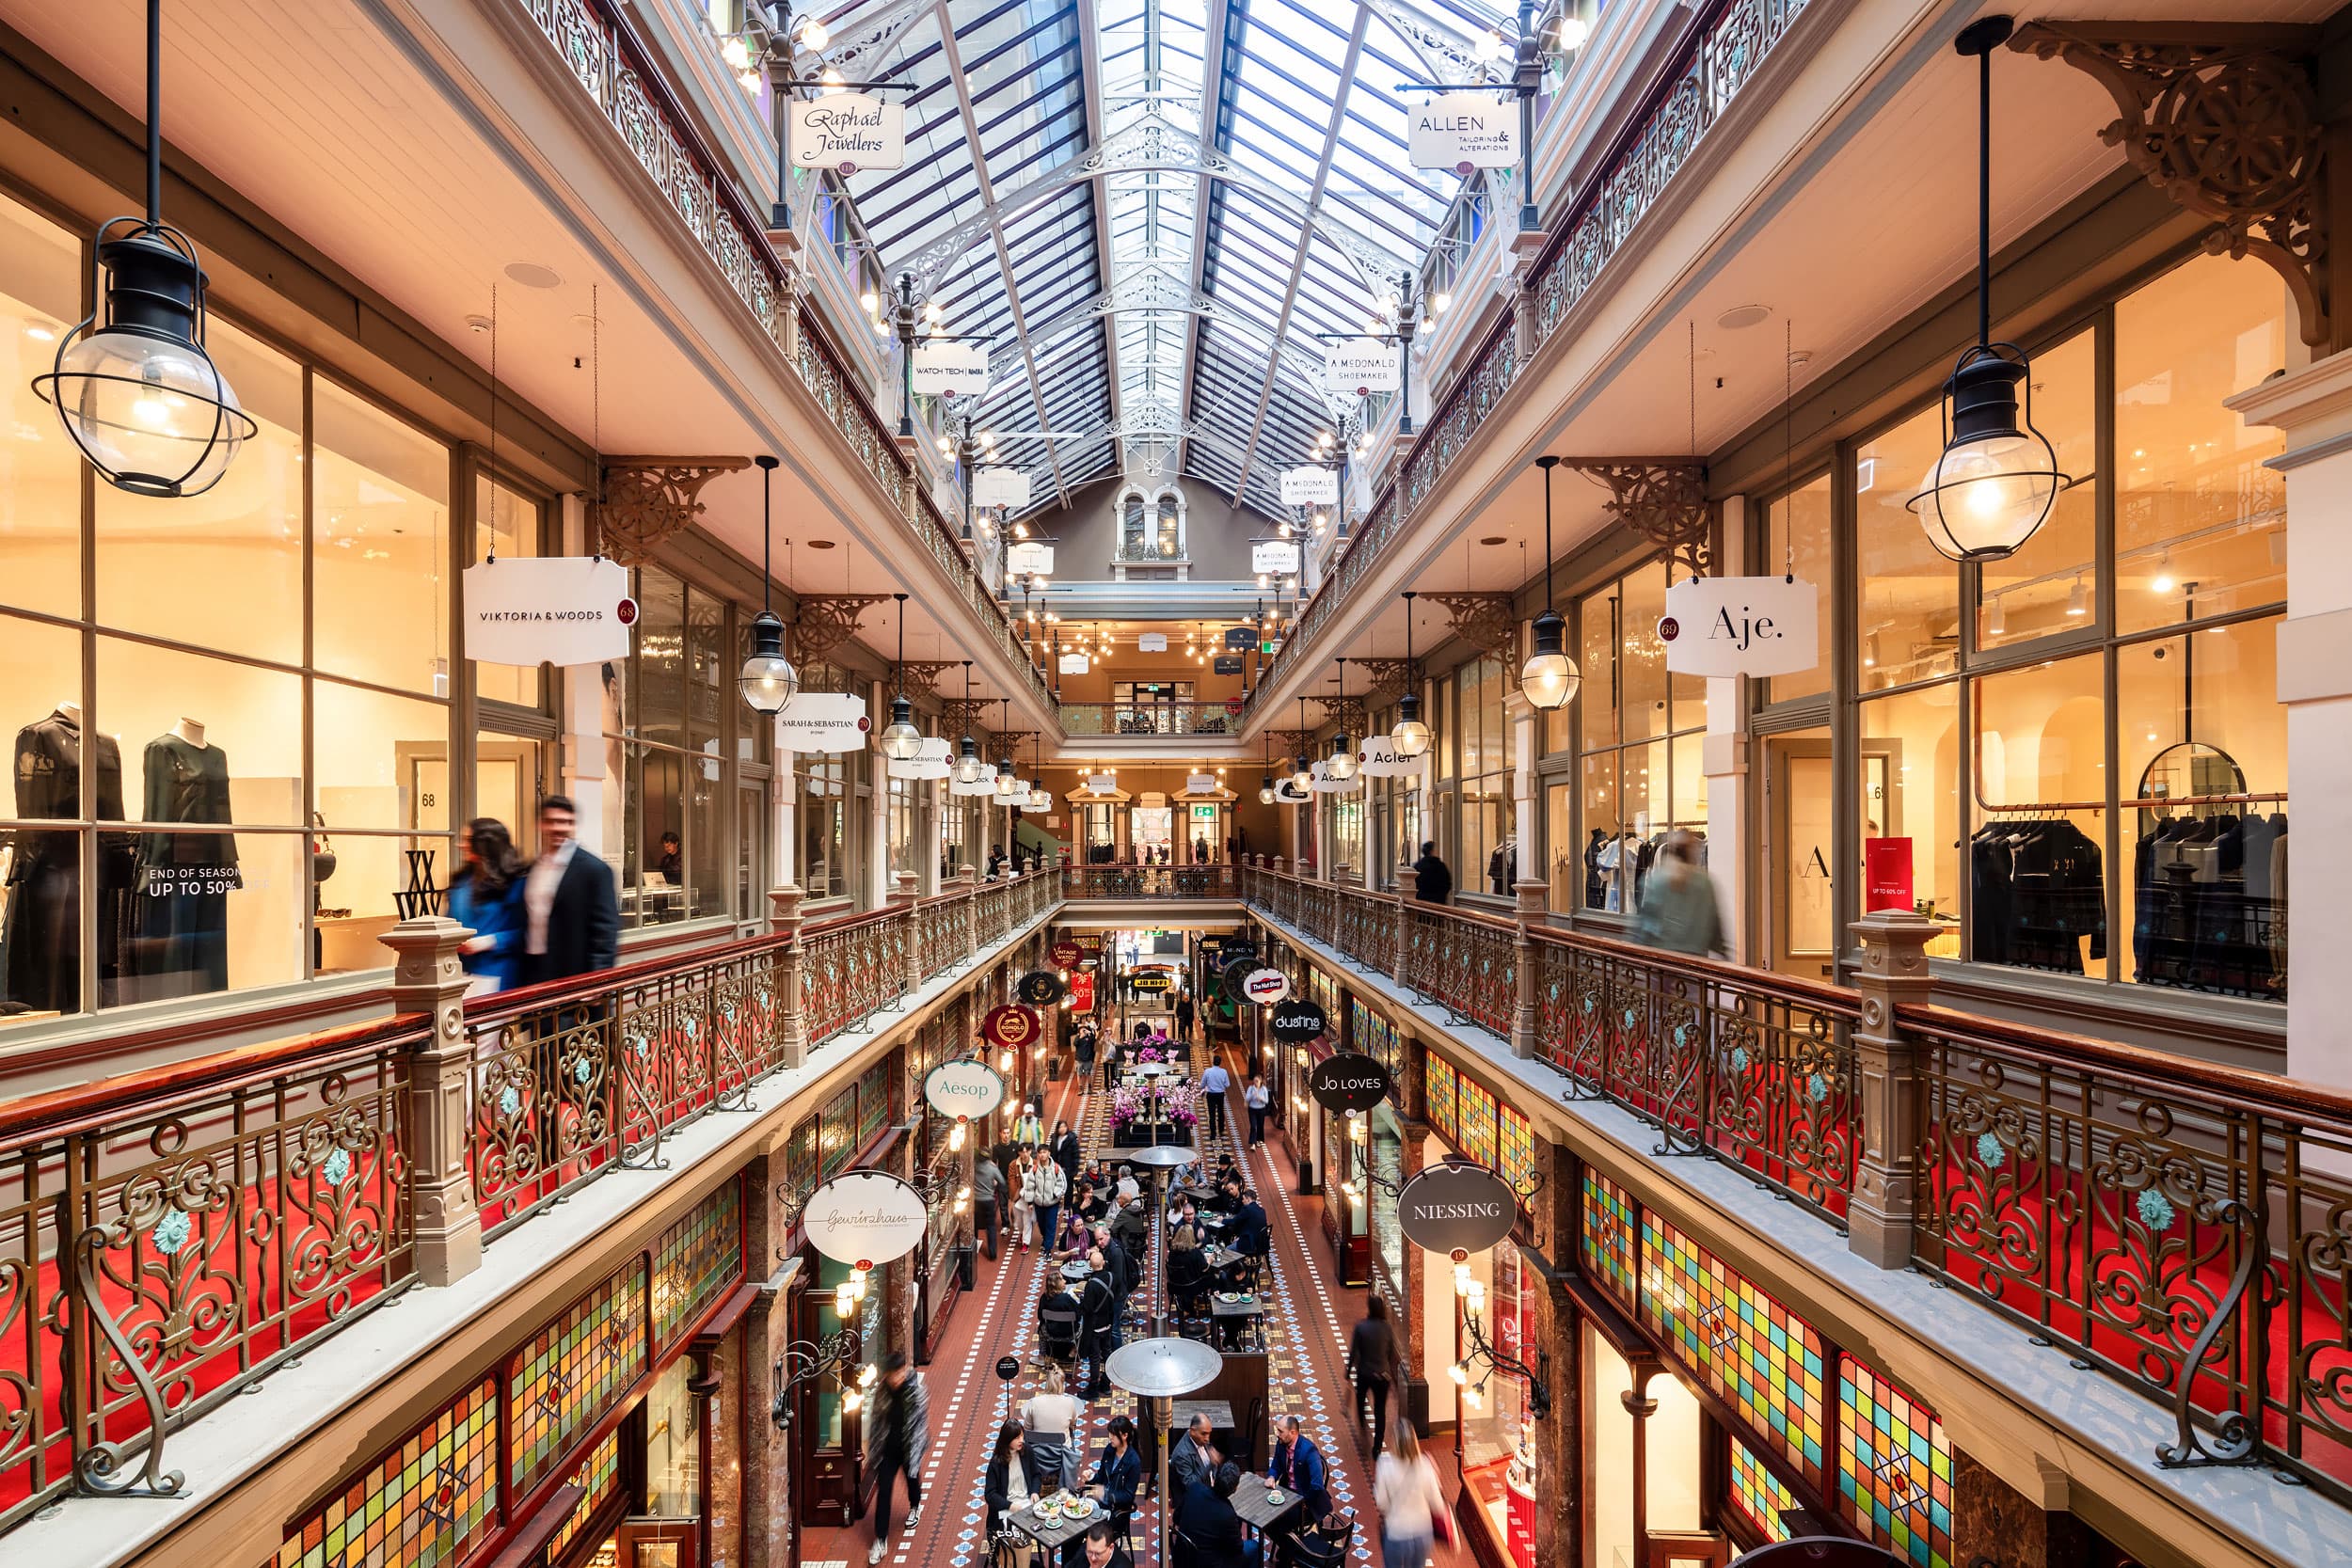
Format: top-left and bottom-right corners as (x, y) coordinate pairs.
(1425, 1054), (1458, 1141)
(787, 1117), (818, 1204)
(653, 1177), (743, 1351)
(509, 1259), (648, 1497)
(270, 1375), (498, 1568)
(1497, 1104), (1535, 1206)
(1838, 1358), (1951, 1568)
(1455, 1073), (1497, 1169)
(548, 1425), (623, 1560)
(818, 1085), (856, 1179)
(1581, 1171), (1637, 1308)
(1730, 1437), (1798, 1544)
(1639, 1212), (1825, 1482)
(855, 1059), (892, 1152)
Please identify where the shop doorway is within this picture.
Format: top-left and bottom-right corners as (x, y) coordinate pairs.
(1762, 736), (1897, 979)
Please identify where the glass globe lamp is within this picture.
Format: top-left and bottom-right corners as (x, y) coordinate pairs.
(1908, 346), (2063, 562)
(1327, 735), (1358, 781)
(953, 737), (989, 786)
(1518, 609), (1579, 710)
(879, 695), (923, 761)
(1258, 778), (1275, 805)
(738, 610), (799, 713)
(1391, 690), (1431, 758)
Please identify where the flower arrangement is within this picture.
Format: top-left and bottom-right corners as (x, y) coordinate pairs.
(1110, 1083), (1199, 1137)
(1136, 1045), (1167, 1064)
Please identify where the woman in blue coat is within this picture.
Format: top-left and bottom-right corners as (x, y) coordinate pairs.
(447, 817), (528, 993)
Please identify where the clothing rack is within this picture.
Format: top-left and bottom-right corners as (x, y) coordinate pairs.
(1973, 791), (2287, 816)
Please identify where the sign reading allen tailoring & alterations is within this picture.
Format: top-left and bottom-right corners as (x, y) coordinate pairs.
(1407, 91), (1519, 172)
(462, 556), (635, 666)
(1396, 1161), (1518, 1255)
(1657, 576), (1820, 677)
(788, 93), (906, 175)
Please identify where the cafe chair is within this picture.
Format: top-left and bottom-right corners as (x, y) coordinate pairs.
(1040, 1302), (1083, 1369)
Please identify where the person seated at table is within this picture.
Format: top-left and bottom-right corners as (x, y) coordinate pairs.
(1167, 1227), (1212, 1320)
(1067, 1520), (1134, 1568)
(1078, 1181), (1112, 1227)
(1266, 1417), (1331, 1524)
(1109, 1192), (1150, 1256)
(1079, 1252), (1121, 1399)
(985, 1419), (1043, 1565)
(1171, 1411), (1222, 1495)
(1114, 1164), (1141, 1204)
(1023, 1367), (1085, 1492)
(1039, 1278), (1084, 1366)
(1201, 1178), (1241, 1218)
(1168, 1197), (1201, 1236)
(1220, 1192), (1268, 1288)
(1088, 1415), (1143, 1528)
(1173, 1462), (1247, 1568)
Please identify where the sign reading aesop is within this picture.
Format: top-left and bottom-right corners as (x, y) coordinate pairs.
(1307, 1051), (1390, 1113)
(1268, 998), (1329, 1045)
(803, 1170), (929, 1265)
(1016, 969), (1066, 1006)
(923, 1059), (1007, 1121)
(982, 1004), (1041, 1048)
(1396, 1162), (1518, 1255)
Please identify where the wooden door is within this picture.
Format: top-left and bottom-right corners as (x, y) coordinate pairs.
(615, 1516), (697, 1568)
(1641, 1528), (1729, 1568)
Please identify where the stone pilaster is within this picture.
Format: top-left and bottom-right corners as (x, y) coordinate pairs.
(768, 884), (808, 1069)
(1951, 1449), (2101, 1568)
(1847, 910), (1937, 1267)
(1511, 879), (1545, 1059)
(382, 916), (482, 1287)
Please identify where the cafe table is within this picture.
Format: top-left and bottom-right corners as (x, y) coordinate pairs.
(1230, 1478), (1305, 1533)
(1009, 1496), (1104, 1554)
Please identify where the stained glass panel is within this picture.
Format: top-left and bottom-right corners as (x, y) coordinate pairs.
(508, 1259), (648, 1497)
(652, 1177), (743, 1351)
(1639, 1212), (1825, 1483)
(1581, 1171), (1637, 1308)
(1497, 1104), (1535, 1206)
(1838, 1358), (1952, 1568)
(1730, 1436), (1798, 1544)
(270, 1374), (499, 1568)
(1426, 1053), (1458, 1141)
(548, 1425), (623, 1560)
(1455, 1073), (1497, 1169)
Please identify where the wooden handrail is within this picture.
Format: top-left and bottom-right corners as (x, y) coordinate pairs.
(1523, 920), (1865, 1016)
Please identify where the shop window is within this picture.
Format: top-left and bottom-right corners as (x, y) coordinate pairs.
(312, 378), (450, 696)
(2114, 251), (2286, 637)
(888, 774), (918, 884)
(1971, 653), (2108, 978)
(1543, 779), (1576, 911)
(1575, 561), (1707, 915)
(1857, 686), (1961, 958)
(0, 190), (85, 619)
(1762, 474), (1834, 703)
(1453, 656), (1512, 895)
(644, 1356), (704, 1517)
(800, 755), (850, 902)
(473, 474), (545, 707)
(1458, 1242), (1536, 1568)
(1974, 330), (2096, 652)
(1330, 794), (1362, 876)
(1854, 404), (1958, 694)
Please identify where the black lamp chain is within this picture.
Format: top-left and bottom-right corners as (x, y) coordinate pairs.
(1783, 318), (1795, 582)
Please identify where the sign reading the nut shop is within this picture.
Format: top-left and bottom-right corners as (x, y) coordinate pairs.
(803, 1170), (929, 1265)
(1396, 1162), (1518, 1255)
(1240, 967), (1291, 1006)
(924, 1059), (1007, 1121)
(1307, 1051), (1390, 1112)
(982, 1004), (1041, 1049)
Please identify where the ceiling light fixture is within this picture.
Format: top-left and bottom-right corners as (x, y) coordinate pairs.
(1392, 590), (1431, 758)
(738, 454), (800, 713)
(1519, 457), (1581, 710)
(954, 660), (989, 786)
(1327, 658), (1359, 781)
(1292, 695), (1314, 793)
(880, 593), (923, 761)
(1908, 15), (2066, 562)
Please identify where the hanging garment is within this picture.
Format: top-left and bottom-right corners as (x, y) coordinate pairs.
(1582, 831), (1608, 909)
(124, 734), (242, 1002)
(1596, 835), (1623, 912)
(2006, 818), (2106, 974)
(5, 710), (132, 1014)
(1970, 830), (2015, 967)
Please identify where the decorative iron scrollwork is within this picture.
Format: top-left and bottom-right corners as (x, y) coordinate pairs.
(72, 1221), (185, 1499)
(2153, 1194), (2265, 1471)
(795, 594), (894, 663)
(1563, 461), (1710, 577)
(1347, 657), (1417, 709)
(1422, 593), (1518, 657)
(591, 458), (750, 565)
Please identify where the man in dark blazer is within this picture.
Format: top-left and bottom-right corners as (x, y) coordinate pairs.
(519, 795), (619, 986)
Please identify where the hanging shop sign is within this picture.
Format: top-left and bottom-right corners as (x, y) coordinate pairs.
(924, 1059), (1008, 1121)
(1086, 772), (1119, 794)
(461, 556), (635, 667)
(1224, 626), (1257, 651)
(1251, 541), (1301, 577)
(1138, 790), (1168, 810)
(1241, 967), (1292, 1006)
(886, 736), (953, 780)
(1310, 760), (1356, 794)
(1137, 632), (1168, 652)
(1407, 91), (1518, 173)
(1213, 654), (1245, 675)
(1049, 940), (1085, 968)
(1656, 576), (1820, 677)
(1396, 1161), (1518, 1255)
(1275, 778), (1312, 803)
(788, 93), (906, 176)
(803, 1170), (929, 1265)
(996, 1354), (1023, 1382)
(1016, 969), (1066, 1006)
(774, 691), (871, 752)
(1185, 773), (1217, 794)
(1070, 970), (1096, 1011)
(1356, 736), (1426, 778)
(1006, 544), (1055, 581)
(1217, 942), (1257, 969)
(1269, 998), (1331, 1047)
(910, 339), (991, 399)
(1324, 340), (1400, 397)
(977, 468), (1033, 511)
(950, 770), (999, 797)
(1279, 467), (1340, 505)
(982, 1004), (1042, 1049)
(1307, 1050), (1391, 1111)
(1058, 652), (1091, 674)
(1131, 969), (1175, 994)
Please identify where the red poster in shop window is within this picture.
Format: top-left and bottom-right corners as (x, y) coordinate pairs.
(1070, 971), (1095, 1012)
(1866, 837), (1915, 912)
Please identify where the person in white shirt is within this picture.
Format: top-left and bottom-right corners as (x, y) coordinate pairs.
(518, 796), (618, 986)
(1244, 1074), (1271, 1148)
(1372, 1423), (1451, 1568)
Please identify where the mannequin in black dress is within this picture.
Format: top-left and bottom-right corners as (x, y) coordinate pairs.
(126, 718), (241, 1001)
(5, 703), (133, 1013)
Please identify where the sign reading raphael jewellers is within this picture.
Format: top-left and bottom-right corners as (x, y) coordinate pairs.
(924, 1059), (1008, 1121)
(803, 1170), (929, 1265)
(1396, 1162), (1518, 1255)
(1657, 576), (1820, 677)
(1307, 1050), (1389, 1111)
(462, 556), (636, 666)
(789, 93), (906, 175)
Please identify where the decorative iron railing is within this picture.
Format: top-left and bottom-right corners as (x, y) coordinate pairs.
(1063, 864), (1239, 899)
(1057, 703), (1239, 736)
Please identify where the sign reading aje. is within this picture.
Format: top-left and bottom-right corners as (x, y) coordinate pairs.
(1308, 1051), (1391, 1112)
(1395, 1161), (1518, 1255)
(1268, 997), (1331, 1046)
(788, 93), (906, 175)
(924, 1059), (1007, 1121)
(462, 556), (636, 667)
(1656, 576), (1820, 677)
(1016, 969), (1066, 1006)
(982, 1004), (1041, 1049)
(803, 1170), (929, 1265)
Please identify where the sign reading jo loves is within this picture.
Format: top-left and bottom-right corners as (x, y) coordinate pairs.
(803, 1170), (929, 1265)
(1309, 1053), (1394, 1115)
(1396, 1161), (1518, 1255)
(1657, 576), (1820, 677)
(923, 1060), (1007, 1121)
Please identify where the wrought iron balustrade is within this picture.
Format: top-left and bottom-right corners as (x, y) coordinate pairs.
(1057, 703), (1238, 736)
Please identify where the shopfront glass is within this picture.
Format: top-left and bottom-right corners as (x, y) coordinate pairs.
(1575, 562), (1708, 917)
(1454, 656), (1510, 896)
(643, 1355), (704, 1517)
(1458, 1243), (1535, 1568)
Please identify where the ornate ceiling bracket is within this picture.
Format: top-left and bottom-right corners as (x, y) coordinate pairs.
(1266, 730), (1315, 759)
(898, 662), (961, 699)
(939, 698), (995, 737)
(1423, 593), (1520, 659)
(590, 458), (750, 566)
(2011, 22), (2328, 348)
(793, 594), (894, 664)
(1316, 695), (1370, 741)
(1564, 461), (1711, 577)
(1347, 657), (1418, 709)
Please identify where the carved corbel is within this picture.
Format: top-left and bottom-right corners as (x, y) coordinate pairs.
(1422, 592), (1520, 658)
(1562, 461), (1710, 578)
(793, 594), (894, 663)
(939, 697), (995, 737)
(590, 458), (751, 565)
(1348, 657), (1418, 710)
(1316, 695), (1370, 742)
(2011, 23), (2328, 348)
(897, 661), (961, 700)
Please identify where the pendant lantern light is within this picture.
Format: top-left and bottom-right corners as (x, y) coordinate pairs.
(1327, 658), (1359, 781)
(1391, 592), (1431, 758)
(34, 0), (257, 497)
(993, 698), (1018, 799)
(1258, 728), (1276, 804)
(1907, 15), (2067, 562)
(1291, 696), (1314, 793)
(879, 593), (924, 761)
(1519, 456), (1581, 709)
(739, 454), (801, 713)
(953, 661), (989, 785)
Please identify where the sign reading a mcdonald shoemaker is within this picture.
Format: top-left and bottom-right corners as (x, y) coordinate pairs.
(1396, 1161), (1518, 1256)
